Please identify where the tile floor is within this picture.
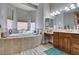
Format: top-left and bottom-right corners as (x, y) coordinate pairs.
(17, 43), (53, 55)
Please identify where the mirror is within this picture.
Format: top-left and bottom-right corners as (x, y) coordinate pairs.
(45, 18), (53, 28)
(63, 11), (79, 30)
(44, 18), (54, 32)
(63, 12), (75, 29)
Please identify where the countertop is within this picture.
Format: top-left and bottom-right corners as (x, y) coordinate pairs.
(45, 29), (79, 34)
(44, 32), (53, 35)
(0, 34), (41, 40)
(54, 29), (79, 34)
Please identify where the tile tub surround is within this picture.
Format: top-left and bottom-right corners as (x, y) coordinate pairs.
(0, 34), (42, 55)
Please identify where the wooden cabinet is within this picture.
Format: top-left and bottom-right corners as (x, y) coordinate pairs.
(53, 32), (59, 48)
(71, 34), (79, 54)
(53, 32), (79, 54)
(58, 33), (71, 53)
(71, 43), (79, 54)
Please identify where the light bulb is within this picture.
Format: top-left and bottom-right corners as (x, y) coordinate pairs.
(70, 4), (76, 9)
(64, 7), (70, 11)
(55, 11), (60, 14)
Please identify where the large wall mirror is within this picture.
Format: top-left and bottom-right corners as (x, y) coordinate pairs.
(63, 11), (79, 30)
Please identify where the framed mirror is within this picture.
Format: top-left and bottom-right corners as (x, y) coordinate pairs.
(45, 18), (53, 28)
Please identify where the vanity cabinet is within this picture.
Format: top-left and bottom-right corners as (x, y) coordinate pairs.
(53, 32), (59, 48)
(53, 32), (79, 54)
(58, 33), (71, 53)
(71, 34), (79, 54)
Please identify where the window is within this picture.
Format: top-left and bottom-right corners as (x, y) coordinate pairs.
(30, 22), (35, 31)
(17, 22), (28, 30)
(7, 20), (35, 32)
(7, 19), (13, 30)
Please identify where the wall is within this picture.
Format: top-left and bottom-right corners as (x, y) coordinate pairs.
(36, 3), (52, 31)
(0, 4), (7, 32)
(43, 3), (51, 18)
(36, 4), (44, 30)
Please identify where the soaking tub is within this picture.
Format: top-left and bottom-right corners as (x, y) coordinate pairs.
(0, 33), (42, 55)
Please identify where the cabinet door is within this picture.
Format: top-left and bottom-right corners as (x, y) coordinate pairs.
(54, 32), (71, 53)
(53, 32), (59, 48)
(67, 38), (71, 53)
(71, 42), (79, 54)
(62, 38), (68, 51)
(58, 37), (63, 50)
(59, 33), (71, 53)
(71, 37), (79, 55)
(63, 38), (70, 53)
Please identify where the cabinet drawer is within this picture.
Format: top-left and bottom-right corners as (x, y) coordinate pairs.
(71, 42), (79, 54)
(71, 43), (79, 49)
(71, 48), (79, 55)
(53, 33), (58, 39)
(71, 39), (79, 44)
(59, 33), (71, 38)
(72, 34), (79, 39)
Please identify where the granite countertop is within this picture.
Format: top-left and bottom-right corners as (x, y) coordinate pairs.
(44, 29), (79, 34)
(54, 29), (79, 34)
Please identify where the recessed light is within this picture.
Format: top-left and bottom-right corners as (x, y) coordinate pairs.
(70, 4), (76, 9)
(64, 7), (70, 11)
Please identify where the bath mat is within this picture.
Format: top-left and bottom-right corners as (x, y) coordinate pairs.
(44, 48), (67, 55)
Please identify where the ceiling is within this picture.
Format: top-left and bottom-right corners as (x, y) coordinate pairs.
(11, 3), (39, 11)
(31, 3), (39, 6)
(50, 3), (79, 16)
(7, 4), (37, 22)
(50, 3), (71, 12)
(7, 3), (38, 22)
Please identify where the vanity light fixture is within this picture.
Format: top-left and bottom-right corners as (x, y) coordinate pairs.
(55, 11), (60, 15)
(50, 13), (55, 16)
(59, 9), (63, 12)
(50, 12), (56, 16)
(70, 4), (76, 9)
(64, 7), (70, 11)
(50, 10), (61, 16)
(53, 12), (57, 15)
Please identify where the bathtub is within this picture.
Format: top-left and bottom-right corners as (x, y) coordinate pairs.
(0, 33), (42, 54)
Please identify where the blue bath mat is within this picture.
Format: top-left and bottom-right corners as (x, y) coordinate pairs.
(44, 48), (67, 55)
